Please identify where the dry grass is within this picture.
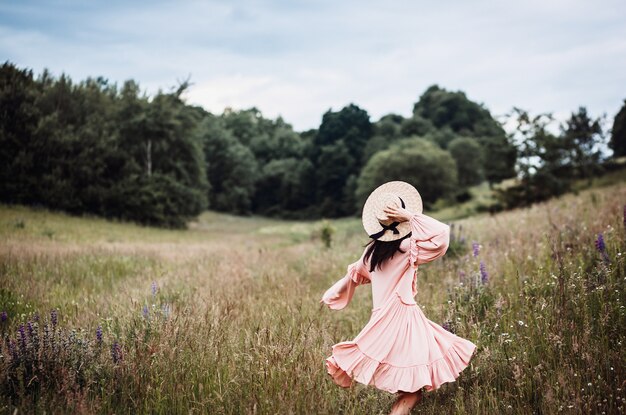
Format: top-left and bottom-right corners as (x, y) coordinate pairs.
(0, 182), (625, 414)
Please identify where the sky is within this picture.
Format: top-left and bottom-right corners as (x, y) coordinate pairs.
(1, 0), (625, 132)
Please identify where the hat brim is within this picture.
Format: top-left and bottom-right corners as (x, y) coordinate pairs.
(361, 181), (423, 242)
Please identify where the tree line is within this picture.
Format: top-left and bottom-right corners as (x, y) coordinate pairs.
(1, 62), (624, 227)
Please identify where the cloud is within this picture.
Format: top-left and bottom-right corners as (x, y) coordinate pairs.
(1, 0), (625, 130)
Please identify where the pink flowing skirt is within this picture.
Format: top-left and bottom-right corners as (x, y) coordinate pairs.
(325, 292), (476, 393)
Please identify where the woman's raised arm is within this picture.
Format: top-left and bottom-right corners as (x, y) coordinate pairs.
(408, 212), (450, 267)
(320, 254), (370, 310)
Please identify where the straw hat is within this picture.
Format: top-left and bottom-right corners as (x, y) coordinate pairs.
(361, 181), (423, 242)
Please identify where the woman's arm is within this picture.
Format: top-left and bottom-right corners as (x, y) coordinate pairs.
(408, 212), (450, 266)
(384, 206), (450, 267)
(320, 256), (370, 310)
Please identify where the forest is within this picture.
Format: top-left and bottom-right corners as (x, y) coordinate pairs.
(1, 61), (624, 227)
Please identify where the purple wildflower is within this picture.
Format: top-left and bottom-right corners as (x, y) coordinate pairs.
(50, 309), (58, 328)
(595, 233), (606, 252)
(8, 339), (18, 361)
(18, 324), (27, 351)
(442, 321), (452, 332)
(42, 323), (51, 349)
(480, 261), (489, 284)
(33, 313), (39, 322)
(458, 270), (466, 283)
(623, 205), (626, 230)
(96, 326), (103, 344)
(0, 311), (7, 322)
(27, 321), (35, 338)
(151, 281), (158, 296)
(162, 303), (171, 319)
(142, 305), (149, 319)
(111, 341), (122, 364)
(472, 242), (480, 258)
(595, 233), (610, 263)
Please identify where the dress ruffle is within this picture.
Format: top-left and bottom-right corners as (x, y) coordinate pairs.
(320, 262), (370, 310)
(408, 213), (450, 268)
(325, 293), (476, 393)
(409, 230), (419, 269)
(349, 263), (370, 285)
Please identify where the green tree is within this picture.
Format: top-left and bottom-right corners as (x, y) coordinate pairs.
(413, 85), (504, 138)
(376, 114), (403, 138)
(21, 74), (121, 214)
(252, 157), (315, 215)
(477, 135), (517, 186)
(315, 140), (356, 217)
(497, 108), (570, 207)
(400, 115), (434, 137)
(198, 116), (258, 214)
(110, 84), (209, 225)
(315, 104), (372, 155)
(411, 85), (516, 184)
(105, 173), (206, 227)
(249, 121), (305, 163)
(356, 138), (458, 211)
(0, 63), (41, 202)
(448, 137), (484, 187)
(361, 114), (406, 162)
(560, 107), (605, 179)
(609, 100), (626, 157)
(221, 107), (269, 147)
(421, 127), (458, 149)
(313, 104), (372, 216)
(0, 63), (209, 227)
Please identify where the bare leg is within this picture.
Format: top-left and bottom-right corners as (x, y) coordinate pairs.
(389, 389), (423, 415)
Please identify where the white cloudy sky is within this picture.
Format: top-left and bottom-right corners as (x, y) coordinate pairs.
(1, 0), (625, 131)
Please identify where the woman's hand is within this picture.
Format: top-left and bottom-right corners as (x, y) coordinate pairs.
(383, 205), (414, 223)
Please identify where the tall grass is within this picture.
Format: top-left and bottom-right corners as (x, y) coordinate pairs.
(0, 182), (625, 414)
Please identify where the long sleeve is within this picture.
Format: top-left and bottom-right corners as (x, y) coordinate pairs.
(408, 212), (450, 268)
(320, 256), (370, 310)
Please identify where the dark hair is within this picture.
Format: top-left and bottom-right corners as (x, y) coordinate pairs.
(363, 232), (412, 273)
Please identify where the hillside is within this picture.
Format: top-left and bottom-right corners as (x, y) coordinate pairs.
(1, 181), (625, 414)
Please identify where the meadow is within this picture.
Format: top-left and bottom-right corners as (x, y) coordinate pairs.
(0, 180), (625, 414)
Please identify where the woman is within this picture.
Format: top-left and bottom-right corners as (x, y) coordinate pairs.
(320, 181), (476, 415)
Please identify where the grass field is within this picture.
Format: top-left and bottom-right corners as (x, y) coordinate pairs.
(1, 181), (625, 414)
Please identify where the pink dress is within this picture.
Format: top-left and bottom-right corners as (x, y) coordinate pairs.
(320, 212), (476, 393)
